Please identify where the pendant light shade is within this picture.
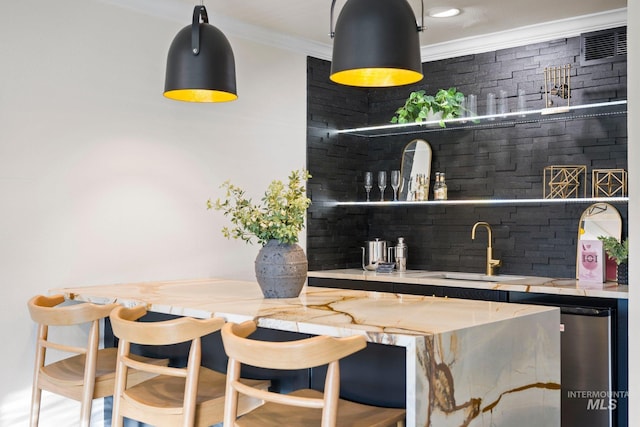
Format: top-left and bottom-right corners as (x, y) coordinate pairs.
(164, 5), (237, 102)
(330, 0), (424, 87)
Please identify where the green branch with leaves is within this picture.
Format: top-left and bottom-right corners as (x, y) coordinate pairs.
(390, 88), (467, 127)
(598, 236), (629, 265)
(208, 169), (311, 246)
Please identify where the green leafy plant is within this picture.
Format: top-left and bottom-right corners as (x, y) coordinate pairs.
(208, 169), (311, 245)
(598, 236), (629, 265)
(390, 88), (466, 127)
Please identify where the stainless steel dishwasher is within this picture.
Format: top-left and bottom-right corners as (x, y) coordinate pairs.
(561, 306), (614, 427)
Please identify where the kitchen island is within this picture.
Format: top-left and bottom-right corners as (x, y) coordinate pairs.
(54, 278), (560, 427)
(309, 269), (629, 426)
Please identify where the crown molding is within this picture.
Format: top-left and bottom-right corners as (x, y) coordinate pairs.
(99, 1), (626, 62)
(420, 8), (627, 62)
(214, 15), (333, 61)
(98, 0), (333, 59)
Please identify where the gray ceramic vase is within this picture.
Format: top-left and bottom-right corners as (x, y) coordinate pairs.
(617, 263), (628, 285)
(255, 239), (308, 298)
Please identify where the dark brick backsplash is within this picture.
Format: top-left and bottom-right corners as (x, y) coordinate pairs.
(306, 31), (628, 278)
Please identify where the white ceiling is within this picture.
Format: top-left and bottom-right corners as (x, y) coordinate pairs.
(105, 0), (627, 60)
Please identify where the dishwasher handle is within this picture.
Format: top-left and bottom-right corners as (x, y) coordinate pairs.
(561, 306), (611, 317)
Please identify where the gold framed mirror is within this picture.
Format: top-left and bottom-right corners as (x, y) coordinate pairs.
(576, 202), (622, 278)
(399, 139), (432, 201)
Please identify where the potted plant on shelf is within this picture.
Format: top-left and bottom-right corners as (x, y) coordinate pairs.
(390, 87), (467, 127)
(207, 169), (312, 298)
(598, 236), (629, 285)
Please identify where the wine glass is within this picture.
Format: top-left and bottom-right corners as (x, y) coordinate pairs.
(364, 171), (373, 202)
(378, 171), (387, 202)
(391, 170), (400, 201)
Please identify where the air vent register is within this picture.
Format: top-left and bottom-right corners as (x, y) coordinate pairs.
(581, 26), (627, 65)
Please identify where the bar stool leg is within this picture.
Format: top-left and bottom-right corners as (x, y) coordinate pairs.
(30, 324), (47, 427)
(79, 321), (100, 427)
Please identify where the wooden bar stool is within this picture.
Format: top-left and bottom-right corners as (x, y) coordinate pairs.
(221, 320), (406, 427)
(109, 306), (270, 427)
(27, 294), (167, 427)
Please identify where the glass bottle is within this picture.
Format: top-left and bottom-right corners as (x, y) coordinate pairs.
(439, 172), (448, 200)
(434, 172), (448, 200)
(433, 173), (441, 200)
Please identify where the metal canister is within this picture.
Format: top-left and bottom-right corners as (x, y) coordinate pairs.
(361, 238), (388, 271)
(395, 237), (408, 272)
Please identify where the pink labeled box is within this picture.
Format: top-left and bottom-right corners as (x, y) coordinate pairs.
(578, 240), (606, 286)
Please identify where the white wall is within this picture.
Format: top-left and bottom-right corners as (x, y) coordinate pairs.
(0, 0), (306, 424)
(627, 0), (638, 424)
(1, 1), (635, 426)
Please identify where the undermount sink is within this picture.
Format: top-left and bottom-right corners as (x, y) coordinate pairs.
(427, 272), (527, 282)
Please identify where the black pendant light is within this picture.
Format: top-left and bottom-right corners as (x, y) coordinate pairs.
(330, 0), (424, 87)
(164, 5), (237, 102)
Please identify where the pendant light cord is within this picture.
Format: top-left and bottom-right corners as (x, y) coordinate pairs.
(330, 0), (424, 38)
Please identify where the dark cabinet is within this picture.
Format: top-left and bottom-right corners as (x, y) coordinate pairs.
(309, 277), (507, 302)
(308, 277), (394, 293)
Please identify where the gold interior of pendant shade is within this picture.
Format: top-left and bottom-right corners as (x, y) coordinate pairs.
(163, 88), (238, 103)
(330, 67), (423, 87)
(329, 0), (424, 88)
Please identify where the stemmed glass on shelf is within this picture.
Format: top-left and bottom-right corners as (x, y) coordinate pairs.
(391, 170), (400, 201)
(364, 171), (373, 202)
(378, 171), (387, 202)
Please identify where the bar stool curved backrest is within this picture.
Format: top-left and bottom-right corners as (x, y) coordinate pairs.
(27, 294), (165, 427)
(109, 306), (269, 427)
(221, 320), (406, 427)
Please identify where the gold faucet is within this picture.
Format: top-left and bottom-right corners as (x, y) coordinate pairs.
(471, 221), (502, 276)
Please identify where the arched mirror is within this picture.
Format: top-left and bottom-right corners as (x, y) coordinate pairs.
(576, 202), (622, 278)
(400, 139), (432, 201)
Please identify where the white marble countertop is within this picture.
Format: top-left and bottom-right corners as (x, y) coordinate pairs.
(308, 269), (629, 299)
(54, 277), (556, 340)
(53, 277), (560, 426)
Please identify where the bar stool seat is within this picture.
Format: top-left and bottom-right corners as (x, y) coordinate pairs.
(120, 365), (229, 419)
(221, 320), (406, 427)
(238, 388), (405, 427)
(109, 305), (269, 427)
(38, 347), (157, 397)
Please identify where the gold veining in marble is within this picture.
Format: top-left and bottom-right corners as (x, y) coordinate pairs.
(423, 336), (482, 426)
(482, 381), (561, 413)
(52, 278), (560, 427)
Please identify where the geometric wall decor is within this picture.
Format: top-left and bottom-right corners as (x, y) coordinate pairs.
(592, 168), (628, 197)
(543, 165), (587, 198)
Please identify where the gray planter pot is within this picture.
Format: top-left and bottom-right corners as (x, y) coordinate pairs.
(255, 240), (308, 298)
(617, 262), (628, 285)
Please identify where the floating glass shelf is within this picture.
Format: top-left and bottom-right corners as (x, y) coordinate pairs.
(336, 100), (627, 138)
(333, 197), (629, 207)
